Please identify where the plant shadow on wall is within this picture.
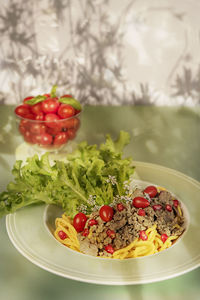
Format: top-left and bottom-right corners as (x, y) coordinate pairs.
(0, 0), (200, 106)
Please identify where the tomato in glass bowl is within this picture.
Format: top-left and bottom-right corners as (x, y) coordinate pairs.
(14, 86), (82, 152)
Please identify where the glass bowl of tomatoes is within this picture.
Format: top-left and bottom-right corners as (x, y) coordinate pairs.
(14, 87), (82, 152)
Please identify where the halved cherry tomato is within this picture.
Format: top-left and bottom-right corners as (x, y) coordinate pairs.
(99, 205), (114, 222)
(35, 112), (44, 121)
(132, 197), (150, 208)
(82, 228), (89, 237)
(57, 104), (75, 119)
(73, 212), (87, 232)
(144, 186), (157, 198)
(23, 130), (33, 143)
(66, 128), (76, 140)
(62, 117), (79, 130)
(24, 113), (35, 120)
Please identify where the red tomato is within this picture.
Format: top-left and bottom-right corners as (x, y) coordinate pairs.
(58, 230), (67, 240)
(57, 104), (75, 119)
(132, 197), (150, 208)
(32, 134), (42, 144)
(139, 230), (148, 241)
(43, 93), (50, 98)
(19, 125), (26, 135)
(88, 219), (98, 226)
(44, 113), (61, 128)
(20, 119), (31, 129)
(35, 112), (44, 121)
(106, 229), (116, 239)
(117, 203), (125, 212)
(15, 105), (30, 117)
(173, 199), (179, 207)
(165, 204), (172, 212)
(30, 123), (46, 135)
(39, 133), (53, 145)
(144, 186), (157, 198)
(47, 126), (61, 136)
(30, 102), (43, 115)
(138, 209), (146, 216)
(99, 205), (114, 222)
(82, 228), (89, 237)
(152, 204), (162, 211)
(66, 128), (76, 140)
(61, 94), (72, 98)
(161, 234), (168, 243)
(24, 113), (35, 120)
(23, 130), (33, 143)
(61, 117), (80, 130)
(42, 98), (60, 114)
(104, 244), (115, 254)
(23, 96), (34, 103)
(73, 212), (87, 232)
(54, 132), (68, 145)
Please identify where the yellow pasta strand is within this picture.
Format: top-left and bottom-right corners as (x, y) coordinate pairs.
(54, 215), (180, 259)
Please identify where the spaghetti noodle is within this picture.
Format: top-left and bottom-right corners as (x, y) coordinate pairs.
(54, 216), (179, 259)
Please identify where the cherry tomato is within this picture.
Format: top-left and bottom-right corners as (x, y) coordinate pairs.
(104, 244), (115, 254)
(66, 128), (76, 140)
(152, 204), (162, 211)
(39, 133), (53, 145)
(44, 113), (61, 128)
(106, 229), (116, 239)
(42, 98), (60, 114)
(43, 93), (51, 98)
(138, 209), (146, 216)
(32, 134), (42, 144)
(53, 132), (68, 145)
(15, 105), (30, 117)
(23, 96), (34, 103)
(47, 126), (61, 136)
(57, 104), (75, 119)
(61, 94), (72, 98)
(161, 234), (168, 243)
(139, 230), (148, 241)
(23, 130), (33, 143)
(62, 117), (80, 130)
(30, 123), (46, 135)
(144, 186), (157, 198)
(20, 119), (31, 129)
(132, 197), (150, 208)
(19, 125), (26, 135)
(88, 219), (98, 226)
(35, 112), (44, 121)
(58, 230), (67, 240)
(117, 203), (125, 212)
(99, 205), (114, 222)
(73, 212), (87, 232)
(24, 113), (35, 120)
(165, 204), (172, 212)
(173, 199), (179, 207)
(30, 102), (43, 115)
(82, 228), (89, 237)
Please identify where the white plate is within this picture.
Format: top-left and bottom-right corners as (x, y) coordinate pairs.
(6, 161), (200, 285)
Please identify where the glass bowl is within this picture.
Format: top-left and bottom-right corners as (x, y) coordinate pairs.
(15, 112), (81, 152)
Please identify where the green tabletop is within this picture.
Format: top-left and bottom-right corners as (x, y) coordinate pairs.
(0, 105), (200, 300)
